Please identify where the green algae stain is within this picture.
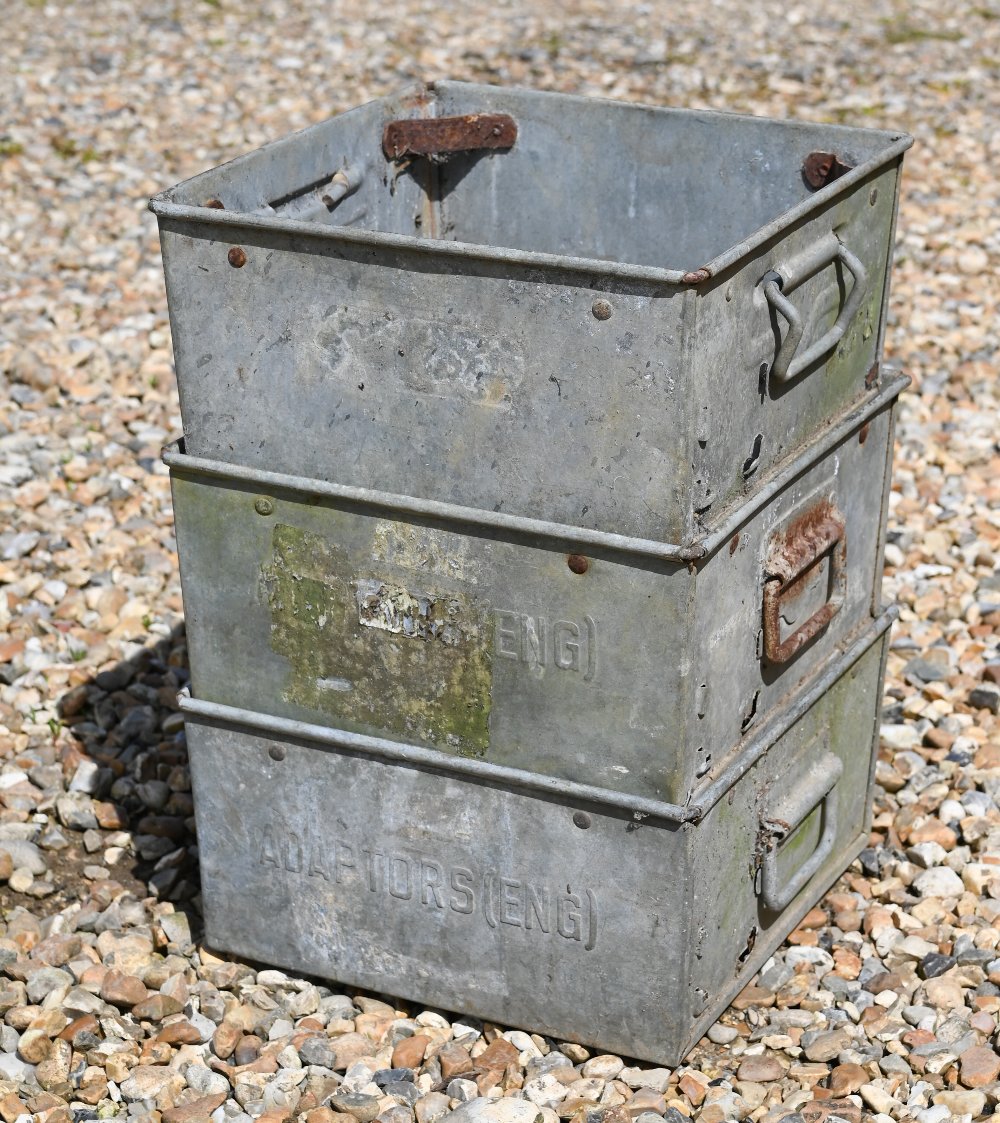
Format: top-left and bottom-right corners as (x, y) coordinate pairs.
(261, 522), (492, 756)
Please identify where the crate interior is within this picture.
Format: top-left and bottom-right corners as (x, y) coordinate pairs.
(165, 82), (903, 272)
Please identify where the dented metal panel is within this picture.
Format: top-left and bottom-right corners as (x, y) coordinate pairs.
(150, 82), (910, 542)
(164, 374), (904, 804)
(181, 612), (892, 1065)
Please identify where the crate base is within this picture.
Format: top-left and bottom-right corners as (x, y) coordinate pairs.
(183, 614), (891, 1064)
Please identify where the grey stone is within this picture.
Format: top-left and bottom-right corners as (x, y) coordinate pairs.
(329, 1092), (383, 1122)
(300, 1036), (337, 1068)
(54, 792), (98, 831)
(920, 953), (956, 979)
(0, 839), (48, 875)
(969, 685), (1000, 714)
(26, 965), (73, 1004)
(185, 1063), (231, 1095)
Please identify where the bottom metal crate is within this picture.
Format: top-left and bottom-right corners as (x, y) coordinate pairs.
(181, 610), (894, 1064)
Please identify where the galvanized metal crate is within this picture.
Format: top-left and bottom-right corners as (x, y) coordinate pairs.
(180, 608), (893, 1065)
(164, 372), (904, 805)
(150, 81), (911, 543)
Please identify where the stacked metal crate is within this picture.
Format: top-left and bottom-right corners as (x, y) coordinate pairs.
(151, 83), (911, 1064)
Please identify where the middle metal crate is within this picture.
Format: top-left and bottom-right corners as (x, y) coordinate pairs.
(165, 371), (904, 806)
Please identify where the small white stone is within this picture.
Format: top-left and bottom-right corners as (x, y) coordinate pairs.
(913, 866), (965, 898)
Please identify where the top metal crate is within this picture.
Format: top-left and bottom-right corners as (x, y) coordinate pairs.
(151, 82), (911, 543)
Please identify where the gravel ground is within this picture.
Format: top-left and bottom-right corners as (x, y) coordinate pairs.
(2, 0), (999, 1120)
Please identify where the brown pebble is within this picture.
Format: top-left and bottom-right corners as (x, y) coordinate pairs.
(213, 1021), (242, 1060)
(100, 969), (148, 1008)
(392, 1033), (430, 1069)
(58, 1014), (99, 1047)
(0, 852), (12, 882)
(736, 1054), (784, 1082)
(156, 1019), (203, 1045)
(132, 993), (184, 1022)
(233, 1034), (263, 1066)
(437, 1040), (473, 1080)
(475, 1037), (521, 1071)
(161, 1093), (229, 1123)
(960, 1044), (1000, 1088)
(677, 1073), (706, 1105)
(828, 1062), (869, 1097)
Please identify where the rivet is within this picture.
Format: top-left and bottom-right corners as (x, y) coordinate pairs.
(591, 299), (612, 321)
(567, 554), (589, 574)
(269, 745), (286, 762)
(573, 811), (591, 829)
(254, 496), (274, 516)
(869, 188), (878, 206)
(228, 246), (247, 268)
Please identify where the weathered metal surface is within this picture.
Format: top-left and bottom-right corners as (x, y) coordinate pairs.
(150, 81), (911, 543)
(181, 612), (892, 1065)
(164, 376), (904, 804)
(382, 114), (517, 159)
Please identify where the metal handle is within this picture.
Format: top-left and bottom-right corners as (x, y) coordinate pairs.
(762, 500), (846, 665)
(760, 753), (842, 912)
(764, 233), (868, 383)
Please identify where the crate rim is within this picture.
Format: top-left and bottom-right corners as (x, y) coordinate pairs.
(149, 81), (913, 287)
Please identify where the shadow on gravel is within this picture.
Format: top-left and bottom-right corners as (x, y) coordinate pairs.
(23, 624), (205, 937)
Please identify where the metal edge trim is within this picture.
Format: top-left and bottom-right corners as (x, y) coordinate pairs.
(177, 607), (896, 828)
(177, 692), (696, 825)
(697, 135), (914, 280)
(148, 199), (689, 287)
(160, 444), (692, 563)
(688, 605), (898, 820)
(161, 371), (908, 565)
(696, 370), (910, 556)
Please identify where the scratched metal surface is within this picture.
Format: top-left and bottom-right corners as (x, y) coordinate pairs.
(181, 616), (890, 1065)
(150, 82), (910, 543)
(164, 376), (903, 805)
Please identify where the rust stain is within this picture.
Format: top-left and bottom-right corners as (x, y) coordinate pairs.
(865, 361), (880, 390)
(682, 267), (712, 285)
(762, 500), (846, 665)
(802, 151), (854, 190)
(382, 114), (517, 160)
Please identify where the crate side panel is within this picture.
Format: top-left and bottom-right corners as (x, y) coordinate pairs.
(159, 221), (688, 540)
(688, 161), (902, 528)
(689, 395), (895, 765)
(681, 634), (887, 1051)
(187, 716), (689, 1063)
(434, 82), (899, 270)
(170, 470), (691, 801)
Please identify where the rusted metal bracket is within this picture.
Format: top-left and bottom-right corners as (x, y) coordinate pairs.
(382, 114), (518, 161)
(762, 500), (847, 664)
(802, 151), (854, 190)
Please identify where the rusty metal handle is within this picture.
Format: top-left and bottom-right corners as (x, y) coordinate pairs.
(382, 114), (517, 160)
(761, 753), (842, 912)
(762, 503), (846, 665)
(764, 233), (868, 383)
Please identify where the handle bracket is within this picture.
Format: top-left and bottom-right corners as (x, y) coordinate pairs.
(760, 752), (842, 912)
(764, 233), (868, 384)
